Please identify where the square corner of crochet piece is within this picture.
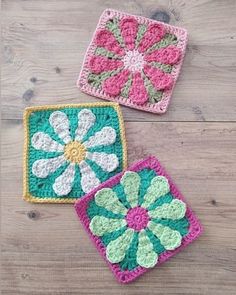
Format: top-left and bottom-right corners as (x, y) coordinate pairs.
(23, 103), (127, 203)
(74, 156), (202, 283)
(77, 9), (188, 114)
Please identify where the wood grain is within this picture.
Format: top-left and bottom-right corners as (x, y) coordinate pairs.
(1, 0), (236, 294)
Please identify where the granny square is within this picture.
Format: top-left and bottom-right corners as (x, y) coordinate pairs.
(77, 9), (188, 114)
(75, 156), (202, 283)
(23, 102), (127, 203)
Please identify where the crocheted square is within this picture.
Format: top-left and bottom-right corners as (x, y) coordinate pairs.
(77, 9), (187, 114)
(75, 156), (202, 283)
(23, 102), (127, 203)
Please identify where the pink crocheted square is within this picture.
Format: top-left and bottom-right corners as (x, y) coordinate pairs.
(77, 9), (187, 114)
(75, 156), (202, 283)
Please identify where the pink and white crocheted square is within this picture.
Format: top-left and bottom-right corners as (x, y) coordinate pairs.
(75, 156), (202, 283)
(77, 9), (187, 114)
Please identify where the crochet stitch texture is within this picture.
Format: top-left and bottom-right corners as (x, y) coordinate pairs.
(78, 9), (187, 114)
(75, 156), (202, 283)
(23, 103), (127, 203)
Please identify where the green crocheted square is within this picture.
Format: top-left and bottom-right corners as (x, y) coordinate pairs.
(23, 102), (127, 203)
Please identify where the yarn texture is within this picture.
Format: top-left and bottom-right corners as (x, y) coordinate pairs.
(23, 102), (127, 203)
(78, 9), (188, 114)
(75, 156), (202, 283)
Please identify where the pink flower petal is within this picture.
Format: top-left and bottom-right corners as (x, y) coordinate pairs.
(144, 64), (173, 90)
(95, 29), (125, 56)
(120, 17), (139, 50)
(145, 45), (181, 65)
(89, 56), (123, 74)
(139, 23), (165, 53)
(103, 69), (130, 96)
(129, 72), (148, 105)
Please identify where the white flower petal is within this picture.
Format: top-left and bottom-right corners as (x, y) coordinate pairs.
(31, 132), (64, 152)
(86, 152), (119, 172)
(75, 109), (96, 142)
(52, 163), (75, 196)
(49, 111), (72, 144)
(32, 155), (66, 178)
(83, 127), (116, 148)
(79, 161), (100, 193)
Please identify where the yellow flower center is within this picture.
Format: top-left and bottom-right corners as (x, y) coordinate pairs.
(64, 141), (86, 163)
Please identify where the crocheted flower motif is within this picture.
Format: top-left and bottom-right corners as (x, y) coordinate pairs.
(88, 171), (188, 269)
(78, 9), (187, 113)
(24, 104), (127, 202)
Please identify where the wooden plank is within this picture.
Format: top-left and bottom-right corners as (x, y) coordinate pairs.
(1, 120), (236, 294)
(2, 0), (236, 122)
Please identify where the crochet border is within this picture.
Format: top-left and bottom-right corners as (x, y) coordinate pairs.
(77, 9), (188, 114)
(23, 102), (128, 203)
(75, 156), (202, 283)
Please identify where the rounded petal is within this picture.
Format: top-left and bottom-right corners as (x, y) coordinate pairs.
(49, 111), (72, 144)
(145, 45), (181, 65)
(52, 163), (75, 196)
(136, 230), (158, 268)
(31, 132), (64, 152)
(106, 228), (134, 263)
(144, 64), (173, 90)
(79, 161), (100, 193)
(142, 176), (170, 208)
(95, 29), (125, 56)
(103, 69), (130, 96)
(83, 127), (116, 148)
(129, 72), (149, 105)
(75, 109), (96, 142)
(139, 23), (165, 53)
(86, 152), (119, 172)
(32, 155), (66, 178)
(89, 56), (123, 74)
(148, 221), (182, 250)
(148, 199), (186, 220)
(120, 171), (141, 208)
(89, 216), (126, 236)
(120, 17), (139, 50)
(94, 188), (128, 215)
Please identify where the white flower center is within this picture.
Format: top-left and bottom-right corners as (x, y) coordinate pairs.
(123, 50), (144, 72)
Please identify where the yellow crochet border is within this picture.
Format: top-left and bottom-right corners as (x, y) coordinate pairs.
(23, 102), (128, 203)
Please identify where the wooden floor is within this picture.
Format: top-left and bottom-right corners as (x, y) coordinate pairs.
(1, 0), (236, 294)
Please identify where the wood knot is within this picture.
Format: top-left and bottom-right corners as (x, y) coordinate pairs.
(30, 77), (37, 83)
(55, 66), (61, 74)
(23, 89), (34, 101)
(27, 210), (40, 220)
(211, 199), (217, 206)
(150, 10), (170, 23)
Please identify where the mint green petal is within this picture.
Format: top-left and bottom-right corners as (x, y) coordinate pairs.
(148, 221), (182, 250)
(136, 230), (158, 268)
(106, 229), (134, 263)
(95, 188), (128, 215)
(148, 199), (186, 220)
(142, 176), (170, 208)
(120, 171), (141, 208)
(89, 216), (127, 236)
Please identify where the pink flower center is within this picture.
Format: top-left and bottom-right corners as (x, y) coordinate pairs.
(125, 206), (149, 231)
(123, 50), (144, 72)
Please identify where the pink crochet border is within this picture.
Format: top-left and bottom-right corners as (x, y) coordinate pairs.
(74, 156), (202, 283)
(77, 9), (188, 114)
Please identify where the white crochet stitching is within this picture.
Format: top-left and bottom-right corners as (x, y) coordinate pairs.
(31, 109), (119, 196)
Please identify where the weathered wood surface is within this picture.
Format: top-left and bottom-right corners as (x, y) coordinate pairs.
(1, 0), (236, 294)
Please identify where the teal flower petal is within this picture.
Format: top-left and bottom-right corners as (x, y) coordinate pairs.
(148, 199), (186, 220)
(106, 228), (134, 263)
(148, 221), (182, 250)
(120, 171), (141, 208)
(142, 176), (170, 208)
(89, 216), (127, 236)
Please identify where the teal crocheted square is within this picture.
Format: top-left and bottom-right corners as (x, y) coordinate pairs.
(23, 103), (127, 203)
